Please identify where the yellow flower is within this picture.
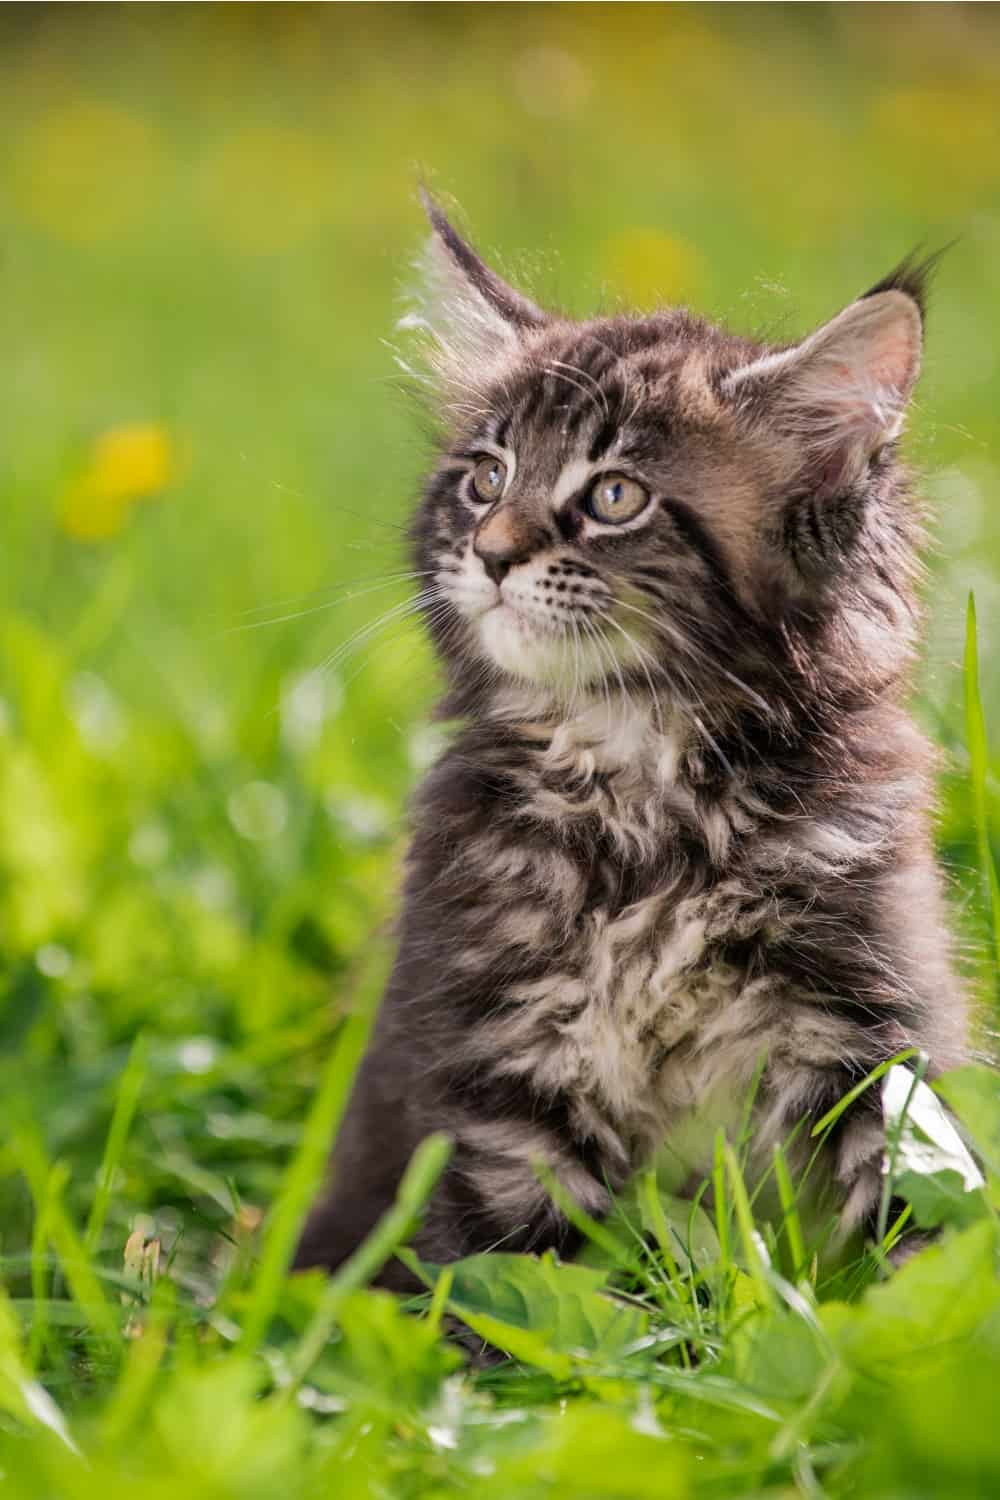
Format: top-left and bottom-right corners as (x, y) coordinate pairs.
(59, 423), (179, 542)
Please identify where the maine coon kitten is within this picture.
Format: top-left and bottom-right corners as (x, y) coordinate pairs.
(294, 196), (967, 1284)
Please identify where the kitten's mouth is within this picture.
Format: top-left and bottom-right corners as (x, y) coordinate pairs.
(474, 590), (556, 629)
(440, 562), (632, 688)
(478, 596), (612, 686)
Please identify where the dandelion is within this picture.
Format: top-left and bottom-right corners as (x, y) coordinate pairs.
(59, 422), (179, 541)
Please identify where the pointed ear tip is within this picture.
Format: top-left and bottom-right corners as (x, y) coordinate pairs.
(865, 286), (924, 333)
(838, 287), (923, 364)
(417, 184), (446, 232)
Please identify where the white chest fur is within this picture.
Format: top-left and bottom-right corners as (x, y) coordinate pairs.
(466, 697), (761, 1152)
(478, 877), (750, 1157)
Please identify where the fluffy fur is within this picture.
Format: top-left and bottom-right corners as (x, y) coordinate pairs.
(294, 200), (966, 1283)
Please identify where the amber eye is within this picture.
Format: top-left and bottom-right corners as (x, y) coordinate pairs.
(471, 455), (507, 504)
(586, 472), (650, 525)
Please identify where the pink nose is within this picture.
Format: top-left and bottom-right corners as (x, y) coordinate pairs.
(473, 509), (548, 584)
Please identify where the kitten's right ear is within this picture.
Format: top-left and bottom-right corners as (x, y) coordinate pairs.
(399, 191), (547, 389)
(722, 272), (927, 501)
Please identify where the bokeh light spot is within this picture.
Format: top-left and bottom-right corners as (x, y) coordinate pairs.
(227, 781), (289, 842)
(11, 99), (167, 244)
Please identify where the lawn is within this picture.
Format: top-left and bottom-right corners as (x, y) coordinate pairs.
(1, 5), (1000, 1496)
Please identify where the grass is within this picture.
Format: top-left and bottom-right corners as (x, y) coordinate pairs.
(1, 4), (1000, 1496)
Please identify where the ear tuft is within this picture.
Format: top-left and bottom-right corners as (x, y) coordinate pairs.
(417, 189), (546, 334)
(860, 243), (951, 322)
(398, 191), (546, 397)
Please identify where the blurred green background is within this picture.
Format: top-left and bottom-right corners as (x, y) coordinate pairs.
(1, 1), (999, 1262)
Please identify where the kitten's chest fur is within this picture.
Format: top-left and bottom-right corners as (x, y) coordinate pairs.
(448, 701), (766, 1151)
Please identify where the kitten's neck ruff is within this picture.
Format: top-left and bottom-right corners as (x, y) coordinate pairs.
(488, 683), (687, 782)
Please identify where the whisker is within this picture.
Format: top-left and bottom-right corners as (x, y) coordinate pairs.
(309, 588), (448, 682)
(600, 615), (667, 735)
(582, 611), (627, 734)
(231, 567), (435, 620)
(612, 596), (777, 723)
(225, 571), (439, 634)
(245, 461), (413, 537)
(337, 598), (454, 692)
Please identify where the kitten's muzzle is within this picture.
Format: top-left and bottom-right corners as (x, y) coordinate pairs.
(474, 507), (552, 587)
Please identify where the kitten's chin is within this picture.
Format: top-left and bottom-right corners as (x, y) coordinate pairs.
(478, 606), (609, 689)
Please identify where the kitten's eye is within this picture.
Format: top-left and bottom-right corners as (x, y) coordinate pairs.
(586, 473), (649, 525)
(471, 455), (507, 504)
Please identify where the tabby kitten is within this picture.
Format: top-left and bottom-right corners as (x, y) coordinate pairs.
(294, 197), (966, 1283)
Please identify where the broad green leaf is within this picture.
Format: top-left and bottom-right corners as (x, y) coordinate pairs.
(146, 1360), (311, 1497)
(894, 1168), (989, 1230)
(409, 1250), (647, 1367)
(824, 1220), (1000, 1378)
(485, 1401), (689, 1499)
(320, 1288), (460, 1410)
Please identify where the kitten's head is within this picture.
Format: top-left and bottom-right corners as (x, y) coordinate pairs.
(406, 194), (930, 735)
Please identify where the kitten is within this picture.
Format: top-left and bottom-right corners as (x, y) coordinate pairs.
(294, 196), (967, 1284)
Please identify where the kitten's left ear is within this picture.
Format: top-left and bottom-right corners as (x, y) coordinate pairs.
(724, 268), (927, 499)
(401, 191), (547, 388)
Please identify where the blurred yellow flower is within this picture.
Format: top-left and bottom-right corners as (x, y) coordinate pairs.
(600, 229), (705, 309)
(11, 99), (166, 245)
(873, 82), (1000, 196)
(59, 423), (179, 542)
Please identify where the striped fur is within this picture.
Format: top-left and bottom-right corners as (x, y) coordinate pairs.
(294, 205), (966, 1283)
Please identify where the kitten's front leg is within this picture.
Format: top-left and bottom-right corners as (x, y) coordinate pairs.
(294, 976), (618, 1283)
(759, 1046), (927, 1261)
(407, 1063), (626, 1266)
(412, 1131), (587, 1265)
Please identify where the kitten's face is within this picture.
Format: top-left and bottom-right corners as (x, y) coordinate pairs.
(408, 198), (925, 717)
(416, 316), (768, 695)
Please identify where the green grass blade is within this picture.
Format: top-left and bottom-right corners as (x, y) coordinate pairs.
(98, 1284), (174, 1446)
(14, 1133), (117, 1344)
(722, 1138), (773, 1309)
(427, 1264), (454, 1336)
(284, 1130), (452, 1392)
(26, 1175), (57, 1371)
(713, 1129), (731, 1270)
(810, 1048), (918, 1138)
(85, 1034), (149, 1255)
(772, 1142), (806, 1281)
(638, 1167), (684, 1293)
(241, 942), (391, 1353)
(875, 1054), (929, 1250)
(964, 590), (1000, 969)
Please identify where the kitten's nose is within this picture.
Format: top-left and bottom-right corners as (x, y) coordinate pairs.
(474, 508), (547, 587)
(479, 553), (511, 586)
